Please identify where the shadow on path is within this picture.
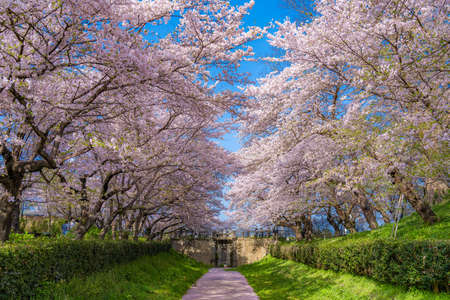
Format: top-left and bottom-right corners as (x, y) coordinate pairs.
(182, 268), (259, 300)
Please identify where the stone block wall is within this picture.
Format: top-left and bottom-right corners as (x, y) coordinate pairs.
(171, 239), (216, 265)
(235, 238), (271, 266)
(171, 238), (272, 267)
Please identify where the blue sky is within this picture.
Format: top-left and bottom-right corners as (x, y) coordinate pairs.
(214, 0), (310, 153)
(145, 1), (313, 222)
(212, 0), (314, 222)
(146, 0), (312, 153)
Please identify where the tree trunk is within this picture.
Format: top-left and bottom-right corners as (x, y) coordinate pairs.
(133, 211), (143, 241)
(147, 232), (157, 241)
(99, 210), (121, 239)
(425, 178), (448, 205)
(112, 219), (118, 240)
(99, 199), (115, 239)
(119, 231), (129, 240)
(300, 215), (313, 241)
(335, 205), (356, 233)
(389, 168), (438, 224)
(277, 220), (304, 241)
(361, 206), (378, 230)
(291, 221), (304, 241)
(74, 211), (96, 240)
(116, 213), (124, 240)
(74, 219), (93, 240)
(291, 226), (301, 240)
(0, 175), (24, 241)
(74, 224), (88, 240)
(326, 207), (342, 236)
(99, 224), (110, 240)
(376, 207), (391, 224)
(0, 199), (15, 242)
(10, 201), (21, 233)
(120, 217), (134, 240)
(354, 191), (378, 230)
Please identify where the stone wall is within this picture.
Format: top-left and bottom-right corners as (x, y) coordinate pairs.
(235, 238), (271, 266)
(171, 239), (216, 265)
(171, 238), (272, 267)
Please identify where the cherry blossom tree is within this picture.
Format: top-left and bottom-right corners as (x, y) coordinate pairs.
(0, 0), (262, 241)
(228, 0), (448, 236)
(40, 102), (235, 239)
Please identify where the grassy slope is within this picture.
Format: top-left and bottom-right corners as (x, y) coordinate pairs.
(300, 201), (449, 248)
(237, 256), (449, 300)
(37, 250), (208, 300)
(236, 202), (449, 299)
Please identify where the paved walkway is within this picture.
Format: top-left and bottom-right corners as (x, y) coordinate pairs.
(182, 268), (259, 300)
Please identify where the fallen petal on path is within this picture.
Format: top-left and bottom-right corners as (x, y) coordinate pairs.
(182, 268), (259, 300)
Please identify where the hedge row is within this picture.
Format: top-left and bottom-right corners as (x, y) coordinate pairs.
(0, 239), (170, 298)
(270, 239), (449, 292)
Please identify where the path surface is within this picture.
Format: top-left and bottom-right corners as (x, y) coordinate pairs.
(182, 268), (259, 300)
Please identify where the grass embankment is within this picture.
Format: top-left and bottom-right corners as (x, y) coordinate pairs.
(237, 202), (449, 299)
(37, 250), (208, 300)
(237, 256), (448, 300)
(299, 200), (449, 248)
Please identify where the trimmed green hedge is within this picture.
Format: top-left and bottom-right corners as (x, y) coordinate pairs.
(270, 240), (449, 292)
(0, 239), (170, 298)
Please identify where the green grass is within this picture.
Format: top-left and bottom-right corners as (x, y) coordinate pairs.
(237, 256), (449, 300)
(293, 201), (450, 248)
(36, 250), (208, 300)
